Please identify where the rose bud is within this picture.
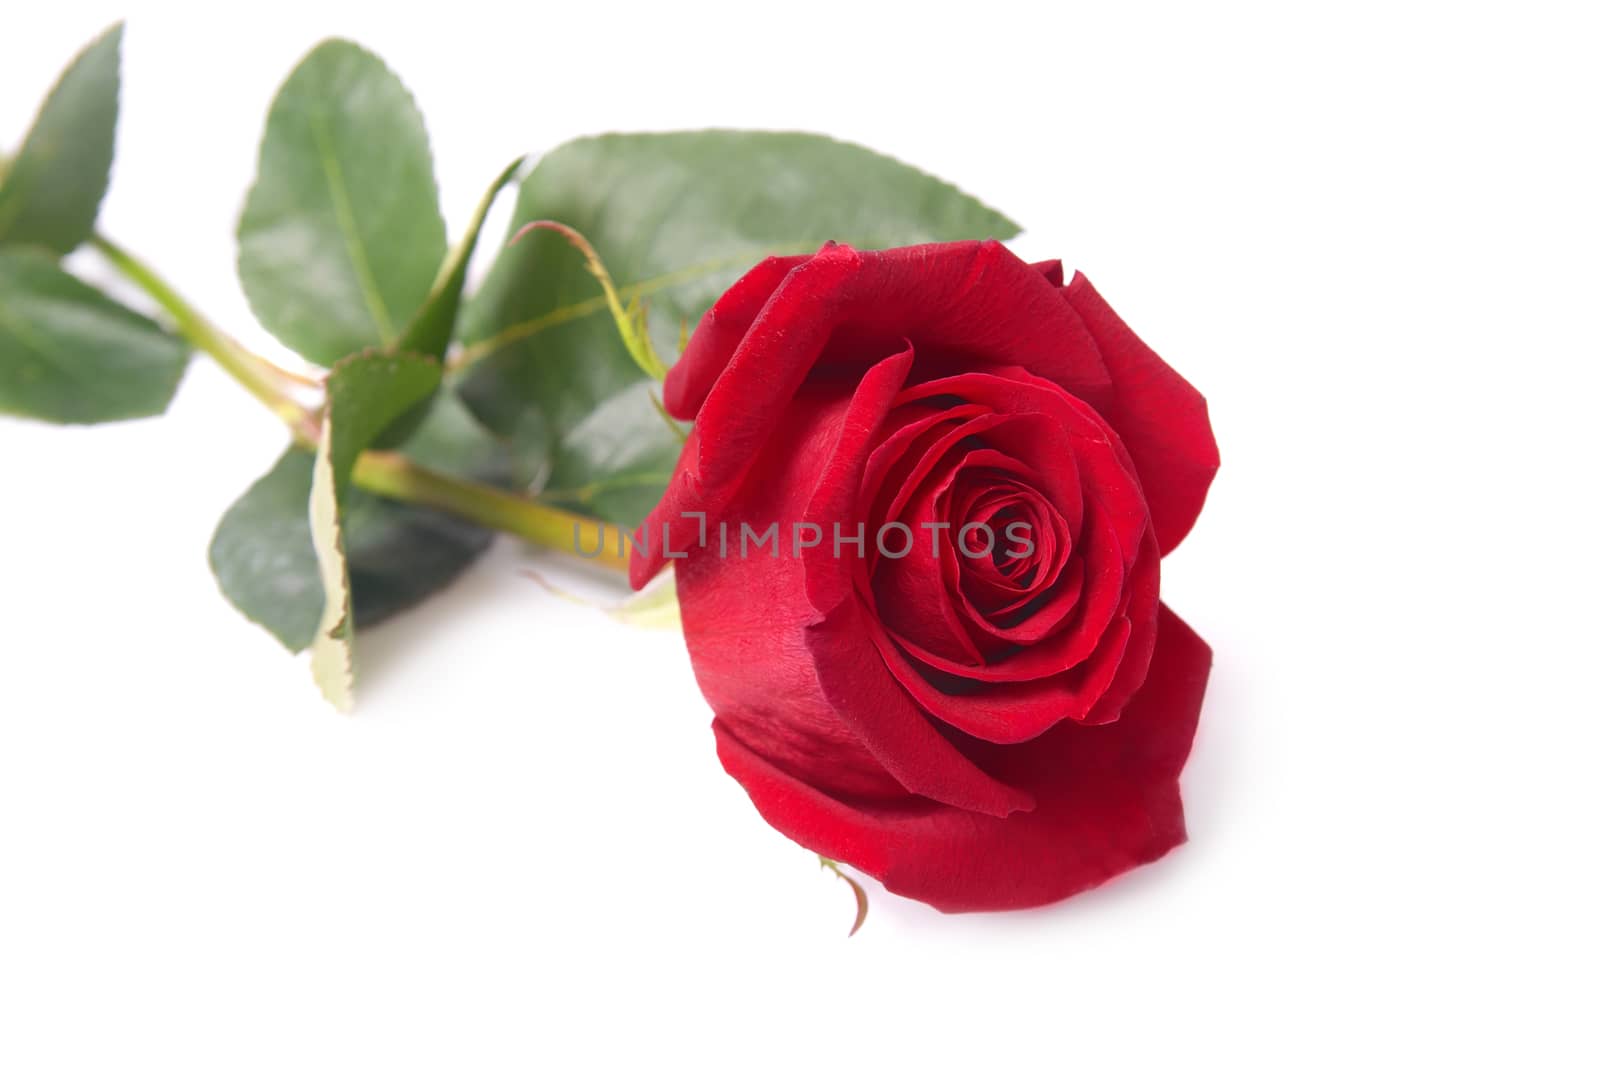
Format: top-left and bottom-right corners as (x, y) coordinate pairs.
(631, 240), (1219, 912)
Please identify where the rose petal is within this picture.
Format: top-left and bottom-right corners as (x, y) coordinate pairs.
(1063, 273), (1219, 554)
(664, 253), (813, 420)
(666, 375), (894, 790)
(714, 604), (1212, 912)
(1031, 259), (1065, 287)
(636, 243), (1118, 586)
(954, 485), (1072, 618)
(799, 349), (1036, 816)
(633, 244), (863, 585)
(874, 523), (1160, 738)
(871, 510), (986, 667)
(670, 357), (1033, 817)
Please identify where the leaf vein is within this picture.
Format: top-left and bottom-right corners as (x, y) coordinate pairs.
(309, 104), (395, 344)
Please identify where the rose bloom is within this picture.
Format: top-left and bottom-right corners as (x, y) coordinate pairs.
(632, 240), (1218, 912)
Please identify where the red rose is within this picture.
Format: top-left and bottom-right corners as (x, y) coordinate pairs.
(632, 240), (1219, 912)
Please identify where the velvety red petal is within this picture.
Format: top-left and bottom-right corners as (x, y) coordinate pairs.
(805, 595), (1033, 816)
(868, 412), (1015, 542)
(714, 604), (1212, 912)
(829, 241), (1112, 405)
(635, 244), (1120, 586)
(882, 611), (1134, 740)
(801, 350), (1035, 817)
(669, 344), (1031, 813)
(871, 521), (1160, 742)
(897, 366), (1147, 555)
(663, 253), (812, 420)
(632, 245), (864, 585)
(1063, 273), (1219, 554)
(1031, 259), (1065, 287)
(868, 438), (1034, 665)
(871, 522), (986, 667)
(962, 555), (1084, 646)
(667, 383), (906, 803)
(952, 484), (1077, 630)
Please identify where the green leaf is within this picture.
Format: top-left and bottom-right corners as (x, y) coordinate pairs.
(511, 220), (669, 381)
(208, 393), (515, 653)
(237, 39), (446, 366)
(0, 23), (121, 254)
(309, 429), (355, 708)
(308, 351), (443, 707)
(459, 131), (1019, 529)
(0, 249), (188, 423)
(207, 450), (324, 650)
(341, 395), (518, 619)
(534, 378), (679, 524)
(321, 350), (443, 492)
(397, 156), (525, 359)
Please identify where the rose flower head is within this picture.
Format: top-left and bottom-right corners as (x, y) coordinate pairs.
(632, 240), (1218, 912)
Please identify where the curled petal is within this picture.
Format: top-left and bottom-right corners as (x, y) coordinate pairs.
(664, 253), (811, 419)
(715, 604), (1212, 912)
(801, 349), (1035, 816)
(1063, 274), (1219, 554)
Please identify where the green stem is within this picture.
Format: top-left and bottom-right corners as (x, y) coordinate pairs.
(93, 231), (628, 573)
(91, 233), (320, 439)
(353, 451), (627, 572)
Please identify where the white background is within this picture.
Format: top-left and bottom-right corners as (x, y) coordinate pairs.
(3, 1), (1596, 1066)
